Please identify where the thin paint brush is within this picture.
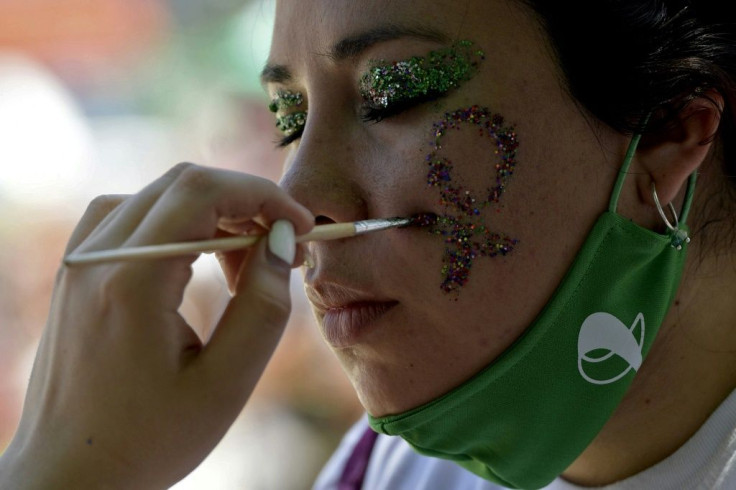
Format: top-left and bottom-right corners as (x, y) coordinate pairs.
(63, 216), (420, 266)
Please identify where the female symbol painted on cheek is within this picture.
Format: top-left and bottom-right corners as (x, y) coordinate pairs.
(425, 105), (519, 293)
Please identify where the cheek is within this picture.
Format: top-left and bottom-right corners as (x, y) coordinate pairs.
(356, 123), (437, 214)
(362, 106), (523, 294)
(423, 106), (520, 293)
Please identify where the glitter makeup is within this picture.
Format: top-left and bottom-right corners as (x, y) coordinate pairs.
(268, 90), (307, 142)
(268, 90), (304, 113)
(276, 111), (307, 136)
(424, 105), (519, 293)
(360, 40), (485, 110)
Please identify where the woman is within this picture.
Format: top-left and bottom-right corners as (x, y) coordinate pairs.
(1, 0), (734, 488)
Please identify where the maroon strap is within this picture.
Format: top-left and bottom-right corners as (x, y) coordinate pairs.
(337, 426), (379, 490)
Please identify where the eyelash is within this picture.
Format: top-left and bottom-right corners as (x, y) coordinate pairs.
(360, 92), (444, 123)
(274, 91), (446, 148)
(276, 130), (303, 148)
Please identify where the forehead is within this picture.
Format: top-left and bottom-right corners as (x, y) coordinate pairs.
(265, 0), (564, 133)
(271, 1), (449, 49)
(268, 0), (534, 68)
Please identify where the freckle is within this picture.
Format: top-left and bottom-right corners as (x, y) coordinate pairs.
(87, 438), (93, 445)
(409, 363), (415, 368)
(644, 398), (651, 405)
(675, 300), (680, 306)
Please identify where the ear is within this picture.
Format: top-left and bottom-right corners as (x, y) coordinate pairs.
(635, 91), (724, 208)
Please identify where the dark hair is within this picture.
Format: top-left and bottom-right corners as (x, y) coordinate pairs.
(518, 0), (736, 242)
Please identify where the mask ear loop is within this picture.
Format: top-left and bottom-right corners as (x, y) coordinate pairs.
(607, 122), (698, 250)
(651, 182), (692, 250)
(607, 131), (643, 214)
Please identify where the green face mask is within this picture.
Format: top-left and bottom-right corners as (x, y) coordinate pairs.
(368, 133), (695, 489)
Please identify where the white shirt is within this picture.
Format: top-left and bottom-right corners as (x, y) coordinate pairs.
(313, 388), (736, 489)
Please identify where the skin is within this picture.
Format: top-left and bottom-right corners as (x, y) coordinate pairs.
(0, 165), (315, 488)
(0, 0), (733, 488)
(269, 0), (736, 485)
(272, 0), (624, 416)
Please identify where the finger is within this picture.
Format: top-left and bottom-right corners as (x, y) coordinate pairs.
(214, 226), (259, 296)
(194, 220), (296, 402)
(217, 217), (268, 236)
(75, 162), (195, 253)
(65, 194), (128, 255)
(125, 166), (313, 248)
(215, 224), (305, 295)
(217, 245), (306, 297)
(104, 167), (310, 311)
(216, 249), (245, 296)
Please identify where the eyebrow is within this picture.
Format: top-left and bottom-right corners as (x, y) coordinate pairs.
(260, 23), (449, 86)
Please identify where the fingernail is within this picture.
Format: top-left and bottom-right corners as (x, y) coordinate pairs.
(268, 220), (296, 266)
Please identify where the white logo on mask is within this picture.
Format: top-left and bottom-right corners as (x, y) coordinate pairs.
(577, 312), (645, 385)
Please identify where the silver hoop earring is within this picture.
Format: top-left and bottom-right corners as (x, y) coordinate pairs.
(651, 182), (690, 250)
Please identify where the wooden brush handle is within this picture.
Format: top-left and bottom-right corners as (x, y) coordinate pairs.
(63, 222), (359, 266)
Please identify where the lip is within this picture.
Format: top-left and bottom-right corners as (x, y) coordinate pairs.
(306, 282), (398, 348)
(321, 301), (398, 347)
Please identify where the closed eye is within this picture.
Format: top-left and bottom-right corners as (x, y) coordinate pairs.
(360, 91), (446, 123)
(273, 110), (307, 148)
(275, 128), (304, 148)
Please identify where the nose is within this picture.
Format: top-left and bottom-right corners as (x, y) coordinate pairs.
(279, 115), (370, 225)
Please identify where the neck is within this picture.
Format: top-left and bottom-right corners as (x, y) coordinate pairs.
(562, 247), (736, 486)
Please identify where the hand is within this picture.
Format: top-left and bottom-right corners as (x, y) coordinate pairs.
(0, 163), (313, 489)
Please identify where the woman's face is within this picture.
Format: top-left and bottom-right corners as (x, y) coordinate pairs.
(267, 0), (633, 416)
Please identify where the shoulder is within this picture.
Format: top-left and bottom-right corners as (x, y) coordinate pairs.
(314, 389), (736, 490)
(312, 415), (507, 490)
(618, 386), (736, 490)
(551, 387), (736, 490)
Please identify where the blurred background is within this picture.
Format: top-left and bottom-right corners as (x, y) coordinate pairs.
(0, 0), (362, 488)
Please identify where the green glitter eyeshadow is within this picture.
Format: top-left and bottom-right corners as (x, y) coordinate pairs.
(276, 111), (307, 136)
(360, 40), (485, 109)
(268, 90), (304, 113)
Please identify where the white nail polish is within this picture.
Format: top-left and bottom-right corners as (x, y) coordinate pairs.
(269, 220), (296, 265)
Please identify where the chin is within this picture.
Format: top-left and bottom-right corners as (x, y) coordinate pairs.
(337, 356), (434, 417)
